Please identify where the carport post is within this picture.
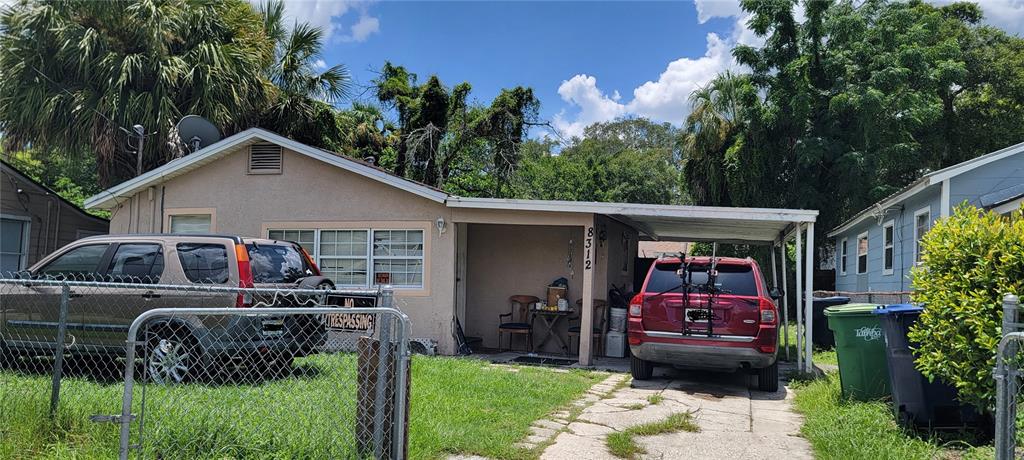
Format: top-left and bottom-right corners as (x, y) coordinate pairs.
(579, 218), (597, 366)
(779, 240), (790, 361)
(772, 241), (789, 362)
(804, 222), (815, 373)
(795, 225), (803, 371)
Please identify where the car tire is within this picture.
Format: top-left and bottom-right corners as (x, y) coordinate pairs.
(757, 361), (779, 392)
(144, 328), (199, 385)
(631, 355), (653, 380)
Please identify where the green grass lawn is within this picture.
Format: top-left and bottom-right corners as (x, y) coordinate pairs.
(1, 355), (602, 459)
(791, 372), (992, 460)
(777, 323), (838, 367)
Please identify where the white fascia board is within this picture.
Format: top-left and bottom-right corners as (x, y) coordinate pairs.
(926, 140), (1024, 184)
(826, 178), (930, 238)
(85, 128), (448, 210)
(446, 197), (818, 223)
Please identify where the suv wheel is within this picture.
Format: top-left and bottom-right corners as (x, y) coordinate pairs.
(757, 361), (779, 392)
(146, 331), (198, 385)
(630, 355), (653, 380)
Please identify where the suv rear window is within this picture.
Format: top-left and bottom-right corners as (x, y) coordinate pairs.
(647, 262), (759, 297)
(246, 244), (313, 283)
(176, 243), (229, 284)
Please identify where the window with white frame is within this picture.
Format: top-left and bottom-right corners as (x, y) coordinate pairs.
(882, 220), (895, 275)
(857, 232), (868, 274)
(914, 208), (931, 263)
(266, 228), (424, 288)
(169, 214), (211, 234)
(839, 238), (848, 275)
(1, 217), (30, 272)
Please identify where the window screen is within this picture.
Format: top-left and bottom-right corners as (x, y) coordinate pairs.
(857, 235), (868, 274)
(372, 230), (424, 287)
(883, 224), (894, 272)
(37, 244), (110, 279)
(176, 243), (229, 283)
(107, 244), (164, 282)
(170, 214), (211, 234)
(1, 218), (28, 271)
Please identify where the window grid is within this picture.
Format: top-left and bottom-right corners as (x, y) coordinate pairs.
(266, 228), (424, 289)
(857, 232), (868, 274)
(839, 238), (848, 276)
(914, 208), (931, 264)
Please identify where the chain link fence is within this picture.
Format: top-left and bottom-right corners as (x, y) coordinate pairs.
(995, 293), (1022, 460)
(0, 274), (411, 459)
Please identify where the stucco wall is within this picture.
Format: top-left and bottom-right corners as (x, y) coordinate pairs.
(463, 224), (585, 353)
(107, 146), (458, 353)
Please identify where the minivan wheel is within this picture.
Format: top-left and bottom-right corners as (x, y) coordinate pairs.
(631, 355), (654, 380)
(146, 332), (198, 385)
(757, 361), (779, 392)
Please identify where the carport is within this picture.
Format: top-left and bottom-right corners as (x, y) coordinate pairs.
(446, 198), (820, 371)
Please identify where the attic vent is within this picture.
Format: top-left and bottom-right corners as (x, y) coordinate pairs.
(248, 143), (283, 174)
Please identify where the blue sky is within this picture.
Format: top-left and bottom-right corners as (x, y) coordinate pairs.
(279, 0), (1024, 138)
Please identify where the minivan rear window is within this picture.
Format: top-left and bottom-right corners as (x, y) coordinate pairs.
(647, 262), (759, 297)
(246, 244), (313, 284)
(176, 243), (229, 284)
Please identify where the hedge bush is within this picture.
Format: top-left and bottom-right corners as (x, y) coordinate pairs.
(908, 203), (1024, 411)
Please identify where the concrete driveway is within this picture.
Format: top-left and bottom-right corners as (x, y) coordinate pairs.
(538, 364), (813, 460)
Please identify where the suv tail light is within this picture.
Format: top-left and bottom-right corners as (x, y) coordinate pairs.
(628, 294), (643, 317)
(759, 298), (777, 324)
(298, 246), (321, 275)
(235, 243), (254, 307)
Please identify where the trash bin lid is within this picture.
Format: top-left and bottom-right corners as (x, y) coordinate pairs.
(871, 304), (923, 315)
(823, 303), (882, 317)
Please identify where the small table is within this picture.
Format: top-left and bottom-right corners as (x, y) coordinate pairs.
(532, 308), (574, 355)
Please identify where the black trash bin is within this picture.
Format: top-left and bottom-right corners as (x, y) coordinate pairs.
(812, 296), (850, 348)
(873, 304), (984, 430)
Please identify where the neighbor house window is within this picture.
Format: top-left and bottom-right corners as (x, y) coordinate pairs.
(857, 232), (868, 274)
(268, 228), (425, 289)
(839, 238), (848, 276)
(882, 220), (895, 275)
(914, 208), (931, 264)
(1, 216), (30, 272)
(169, 214), (211, 234)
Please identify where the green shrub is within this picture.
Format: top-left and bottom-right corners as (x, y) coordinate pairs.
(908, 203), (1024, 411)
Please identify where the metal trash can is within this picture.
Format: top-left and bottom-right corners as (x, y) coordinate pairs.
(872, 304), (985, 430)
(825, 303), (890, 401)
(812, 296), (850, 348)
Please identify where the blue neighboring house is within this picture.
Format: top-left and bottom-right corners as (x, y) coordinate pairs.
(828, 141), (1024, 293)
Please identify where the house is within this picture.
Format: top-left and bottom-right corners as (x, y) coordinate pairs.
(83, 128), (819, 364)
(1, 160), (108, 272)
(828, 141), (1024, 294)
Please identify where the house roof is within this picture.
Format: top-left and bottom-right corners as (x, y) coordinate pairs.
(446, 197), (818, 243)
(827, 140), (1024, 237)
(83, 128), (448, 210)
(1, 159), (109, 223)
(85, 128), (820, 244)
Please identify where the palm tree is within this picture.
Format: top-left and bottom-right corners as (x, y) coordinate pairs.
(0, 0), (272, 186)
(257, 0), (350, 142)
(682, 71), (752, 206)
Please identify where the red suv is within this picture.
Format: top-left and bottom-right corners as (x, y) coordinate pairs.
(627, 256), (781, 391)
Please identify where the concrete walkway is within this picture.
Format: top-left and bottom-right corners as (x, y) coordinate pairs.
(538, 365), (813, 460)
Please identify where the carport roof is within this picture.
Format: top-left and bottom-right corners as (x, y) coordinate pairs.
(445, 197), (818, 243)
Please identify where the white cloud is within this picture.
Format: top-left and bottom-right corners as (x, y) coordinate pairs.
(694, 0), (744, 23)
(956, 0), (1024, 35)
(313, 59), (327, 69)
(552, 1), (769, 138)
(340, 14), (380, 42)
(254, 0), (380, 42)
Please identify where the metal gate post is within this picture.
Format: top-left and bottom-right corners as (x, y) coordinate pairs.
(996, 294), (1021, 460)
(49, 284), (71, 417)
(373, 287), (394, 458)
(118, 319), (143, 460)
(389, 290), (409, 460)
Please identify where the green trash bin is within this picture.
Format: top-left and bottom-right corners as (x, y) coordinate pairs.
(824, 303), (890, 401)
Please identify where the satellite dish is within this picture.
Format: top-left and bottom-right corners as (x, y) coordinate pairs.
(175, 115), (221, 153)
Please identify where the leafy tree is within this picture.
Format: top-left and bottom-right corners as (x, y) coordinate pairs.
(512, 118), (684, 204)
(0, 0), (272, 186)
(256, 0), (350, 148)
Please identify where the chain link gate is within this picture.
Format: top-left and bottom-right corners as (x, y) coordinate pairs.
(0, 275), (411, 459)
(995, 293), (1022, 460)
